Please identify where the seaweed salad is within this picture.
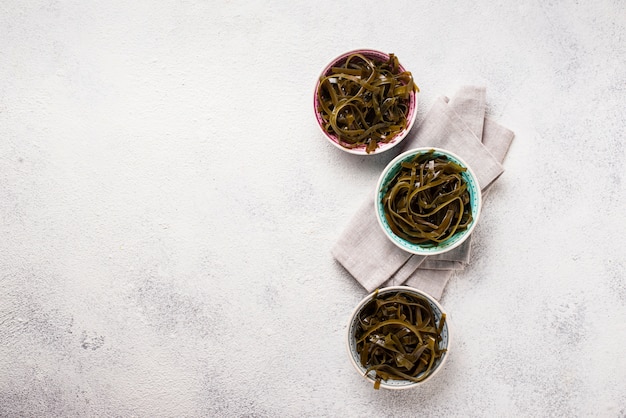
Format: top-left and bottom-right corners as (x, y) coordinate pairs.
(317, 52), (417, 153)
(381, 150), (473, 245)
(354, 290), (447, 389)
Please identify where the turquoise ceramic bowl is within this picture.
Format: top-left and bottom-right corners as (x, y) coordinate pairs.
(346, 286), (450, 390)
(375, 147), (482, 255)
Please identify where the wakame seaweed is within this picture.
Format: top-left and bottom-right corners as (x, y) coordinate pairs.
(317, 53), (417, 153)
(355, 291), (446, 389)
(382, 151), (472, 245)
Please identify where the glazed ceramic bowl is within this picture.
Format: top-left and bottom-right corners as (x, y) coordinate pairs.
(375, 147), (482, 256)
(313, 49), (418, 155)
(346, 286), (450, 390)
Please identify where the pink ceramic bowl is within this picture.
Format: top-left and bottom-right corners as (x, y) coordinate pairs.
(313, 49), (418, 155)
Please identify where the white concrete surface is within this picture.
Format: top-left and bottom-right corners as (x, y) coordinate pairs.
(1, 1), (625, 416)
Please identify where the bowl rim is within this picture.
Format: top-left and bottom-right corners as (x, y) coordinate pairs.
(374, 147), (482, 255)
(313, 48), (418, 156)
(345, 286), (451, 390)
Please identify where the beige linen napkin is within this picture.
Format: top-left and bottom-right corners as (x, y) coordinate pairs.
(331, 86), (515, 299)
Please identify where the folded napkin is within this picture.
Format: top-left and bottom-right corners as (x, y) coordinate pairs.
(331, 86), (515, 299)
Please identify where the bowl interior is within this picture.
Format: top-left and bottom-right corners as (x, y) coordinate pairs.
(313, 49), (417, 155)
(346, 286), (449, 389)
(375, 148), (481, 255)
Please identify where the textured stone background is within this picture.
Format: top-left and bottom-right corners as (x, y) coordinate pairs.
(1, 1), (625, 416)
